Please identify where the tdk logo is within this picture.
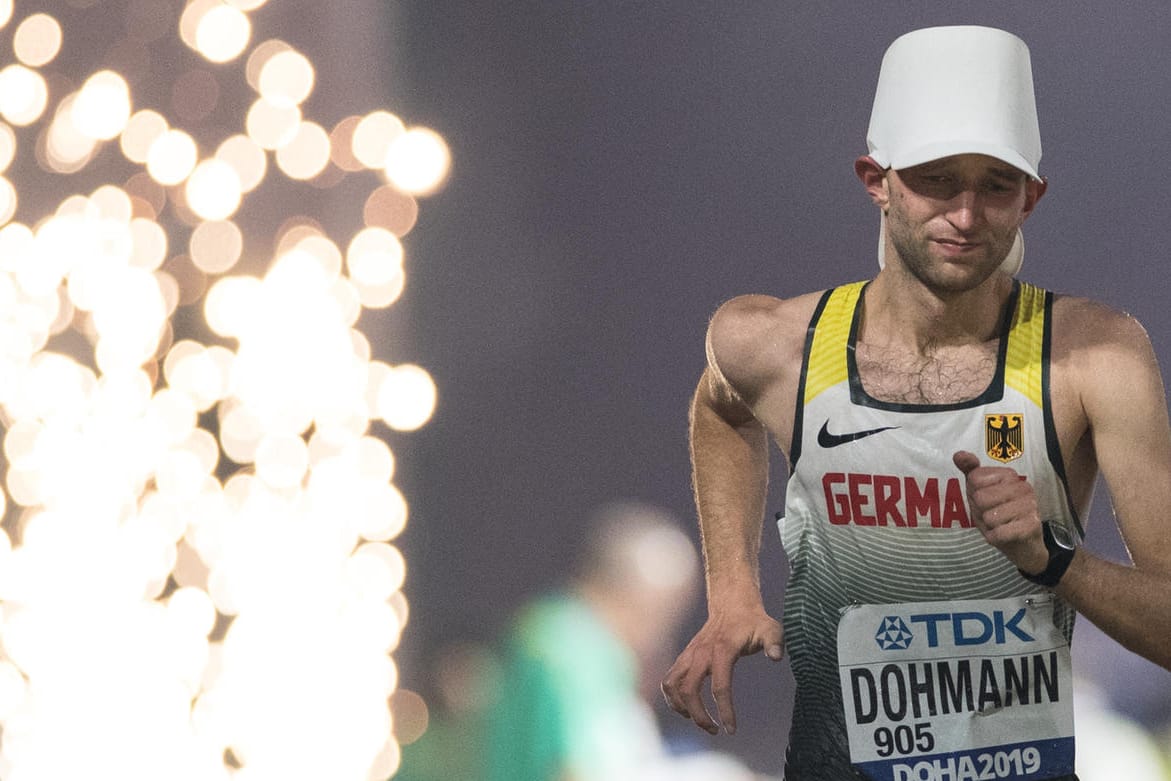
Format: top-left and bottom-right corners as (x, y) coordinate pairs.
(875, 609), (1035, 651)
(916, 609), (1034, 647)
(875, 616), (913, 650)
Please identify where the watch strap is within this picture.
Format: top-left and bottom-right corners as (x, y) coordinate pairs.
(1019, 521), (1076, 588)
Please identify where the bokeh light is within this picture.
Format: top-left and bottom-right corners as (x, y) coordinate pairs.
(189, 220), (244, 275)
(121, 109), (169, 164)
(0, 2), (447, 779)
(0, 64), (48, 126)
(147, 128), (198, 185)
(13, 13), (62, 67)
(274, 120), (330, 181)
(384, 127), (451, 196)
(73, 70), (133, 141)
(183, 0), (252, 64)
(185, 158), (243, 221)
(0, 121), (15, 173)
(258, 48), (314, 108)
(245, 97), (300, 150)
(352, 110), (405, 170)
(215, 133), (267, 193)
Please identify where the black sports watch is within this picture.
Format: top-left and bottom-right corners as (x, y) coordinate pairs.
(1018, 521), (1076, 588)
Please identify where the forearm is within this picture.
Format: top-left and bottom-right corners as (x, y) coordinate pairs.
(1057, 549), (1171, 670)
(689, 384), (770, 608)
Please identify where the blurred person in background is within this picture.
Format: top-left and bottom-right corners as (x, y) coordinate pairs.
(483, 500), (771, 780)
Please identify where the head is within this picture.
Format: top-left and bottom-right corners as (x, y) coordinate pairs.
(858, 26), (1048, 286)
(573, 501), (700, 663)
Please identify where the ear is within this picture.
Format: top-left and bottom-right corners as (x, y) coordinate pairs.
(1020, 176), (1048, 221)
(855, 155), (890, 210)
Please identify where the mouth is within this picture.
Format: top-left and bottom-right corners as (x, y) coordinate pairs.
(933, 238), (983, 254)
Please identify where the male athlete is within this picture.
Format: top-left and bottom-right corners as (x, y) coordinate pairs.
(661, 25), (1171, 780)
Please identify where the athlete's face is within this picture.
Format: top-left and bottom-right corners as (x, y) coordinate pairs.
(863, 154), (1047, 293)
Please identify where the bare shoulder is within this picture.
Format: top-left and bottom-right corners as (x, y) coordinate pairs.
(706, 290), (825, 402)
(1051, 294), (1164, 425)
(1051, 294), (1156, 365)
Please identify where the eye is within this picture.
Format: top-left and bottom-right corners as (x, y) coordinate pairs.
(983, 180), (1015, 195)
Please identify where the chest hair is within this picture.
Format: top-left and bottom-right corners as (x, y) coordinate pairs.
(854, 340), (999, 405)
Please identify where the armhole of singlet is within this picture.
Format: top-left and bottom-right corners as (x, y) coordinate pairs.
(788, 288), (836, 471)
(1040, 289), (1087, 540)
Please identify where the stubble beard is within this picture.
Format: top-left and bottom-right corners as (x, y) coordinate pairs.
(885, 211), (1015, 295)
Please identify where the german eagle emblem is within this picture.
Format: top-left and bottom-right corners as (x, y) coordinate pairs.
(985, 413), (1024, 463)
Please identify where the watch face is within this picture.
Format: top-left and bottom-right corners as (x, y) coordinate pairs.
(1048, 521), (1076, 551)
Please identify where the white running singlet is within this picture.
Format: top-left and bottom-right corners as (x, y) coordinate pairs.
(777, 280), (1081, 781)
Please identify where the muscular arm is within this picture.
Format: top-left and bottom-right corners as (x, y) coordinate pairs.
(691, 365), (771, 608)
(958, 305), (1171, 669)
(662, 296), (800, 735)
(1056, 311), (1171, 668)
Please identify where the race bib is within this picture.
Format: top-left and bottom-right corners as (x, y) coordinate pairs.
(837, 596), (1075, 781)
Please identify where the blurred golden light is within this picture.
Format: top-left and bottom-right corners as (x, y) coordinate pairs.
(258, 48), (314, 108)
(190, 2), (251, 64)
(254, 432), (309, 489)
(189, 219), (244, 274)
(215, 133), (267, 192)
(390, 689), (430, 746)
(352, 110), (405, 170)
(204, 274), (261, 339)
(271, 224), (321, 269)
(245, 96), (300, 150)
(14, 13), (63, 67)
(0, 64), (49, 126)
(347, 227), (403, 287)
(346, 227), (405, 309)
(363, 184), (419, 236)
(129, 216), (169, 270)
(0, 121), (15, 173)
(244, 38), (292, 91)
(0, 3), (449, 778)
(385, 126), (452, 196)
(291, 232), (343, 279)
(274, 120), (330, 180)
(328, 115), (365, 172)
(185, 158), (243, 221)
(45, 96), (97, 173)
(0, 175), (15, 225)
(120, 109), (169, 164)
(72, 70), (133, 141)
(125, 171), (167, 217)
(376, 364), (438, 432)
(167, 585), (217, 638)
(146, 128), (198, 185)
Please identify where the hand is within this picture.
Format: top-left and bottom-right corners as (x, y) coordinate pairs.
(660, 601), (783, 735)
(952, 450), (1048, 574)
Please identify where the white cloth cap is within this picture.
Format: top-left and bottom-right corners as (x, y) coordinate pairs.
(867, 25), (1042, 181)
(869, 26), (1038, 275)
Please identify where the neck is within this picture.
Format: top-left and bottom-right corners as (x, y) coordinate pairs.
(862, 267), (1013, 354)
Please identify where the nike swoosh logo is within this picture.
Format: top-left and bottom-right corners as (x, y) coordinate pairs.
(817, 420), (900, 448)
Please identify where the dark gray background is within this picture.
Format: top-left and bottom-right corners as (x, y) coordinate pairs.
(385, 3), (1171, 773)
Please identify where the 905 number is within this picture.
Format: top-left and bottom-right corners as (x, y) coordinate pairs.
(875, 722), (935, 757)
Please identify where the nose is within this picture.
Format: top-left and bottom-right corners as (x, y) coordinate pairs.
(945, 188), (983, 232)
